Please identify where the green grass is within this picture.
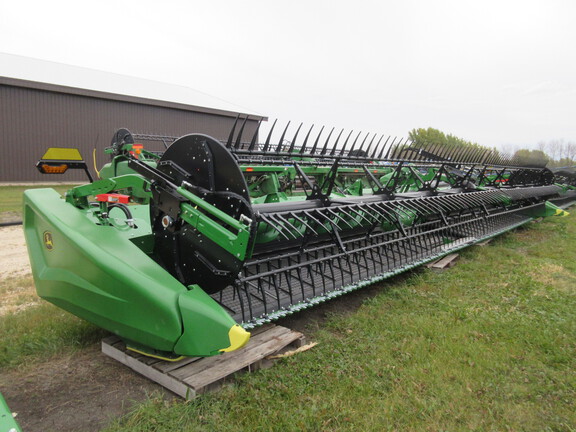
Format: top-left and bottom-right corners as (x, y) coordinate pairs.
(0, 185), (75, 222)
(0, 278), (106, 370)
(102, 215), (575, 432)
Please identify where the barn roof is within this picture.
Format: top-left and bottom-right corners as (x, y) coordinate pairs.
(0, 52), (263, 119)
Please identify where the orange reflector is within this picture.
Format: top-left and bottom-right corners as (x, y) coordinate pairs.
(130, 144), (144, 158)
(373, 170), (378, 173)
(354, 169), (359, 172)
(40, 163), (68, 174)
(246, 167), (254, 172)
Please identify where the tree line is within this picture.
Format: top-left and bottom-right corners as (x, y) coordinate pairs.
(409, 127), (575, 168)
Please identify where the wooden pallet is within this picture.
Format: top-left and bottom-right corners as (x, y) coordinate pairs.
(101, 324), (306, 399)
(426, 253), (460, 270)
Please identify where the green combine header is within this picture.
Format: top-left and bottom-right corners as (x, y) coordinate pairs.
(24, 121), (575, 360)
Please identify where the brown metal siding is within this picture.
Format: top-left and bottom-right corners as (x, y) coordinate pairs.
(0, 84), (259, 182)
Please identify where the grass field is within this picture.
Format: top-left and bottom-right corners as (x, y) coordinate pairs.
(99, 214), (574, 432)
(0, 184), (75, 222)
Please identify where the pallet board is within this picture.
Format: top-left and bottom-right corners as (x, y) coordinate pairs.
(425, 253), (460, 269)
(102, 324), (306, 399)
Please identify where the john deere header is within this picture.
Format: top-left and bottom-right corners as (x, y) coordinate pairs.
(24, 120), (576, 359)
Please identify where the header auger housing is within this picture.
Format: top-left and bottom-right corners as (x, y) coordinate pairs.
(24, 120), (576, 359)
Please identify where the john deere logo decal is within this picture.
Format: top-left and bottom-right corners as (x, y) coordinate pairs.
(43, 231), (54, 251)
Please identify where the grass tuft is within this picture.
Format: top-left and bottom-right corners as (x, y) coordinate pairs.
(0, 300), (106, 370)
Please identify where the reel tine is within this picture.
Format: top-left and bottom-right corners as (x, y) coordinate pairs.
(411, 140), (424, 161)
(358, 132), (370, 152)
(364, 133), (378, 158)
(466, 147), (479, 164)
(406, 138), (424, 161)
(451, 144), (465, 163)
(384, 136), (397, 159)
(375, 135), (389, 159)
(305, 210), (328, 231)
(429, 140), (444, 160)
(287, 122), (303, 154)
(275, 121), (291, 153)
(226, 114), (240, 148)
(444, 143), (457, 162)
(328, 129), (344, 156)
(320, 127), (335, 155)
(347, 206), (373, 225)
(456, 145), (471, 163)
(469, 148), (480, 165)
(299, 124), (315, 154)
(258, 213), (291, 241)
(248, 117), (264, 151)
(263, 119), (278, 152)
(347, 131), (363, 156)
(274, 213), (303, 239)
(338, 207), (362, 226)
(325, 208), (355, 229)
(234, 116), (249, 149)
(390, 137), (406, 159)
(483, 149), (494, 165)
(462, 147), (474, 164)
(437, 141), (451, 161)
(338, 130), (355, 156)
(479, 148), (491, 165)
(291, 212), (319, 235)
(309, 125), (325, 155)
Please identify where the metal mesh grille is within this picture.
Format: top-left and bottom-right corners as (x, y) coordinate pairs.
(212, 205), (536, 326)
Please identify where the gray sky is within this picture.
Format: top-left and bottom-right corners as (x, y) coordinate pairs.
(1, 0), (575, 151)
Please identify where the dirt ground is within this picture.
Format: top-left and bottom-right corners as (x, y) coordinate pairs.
(0, 226), (393, 432)
(0, 225), (31, 279)
(0, 347), (169, 432)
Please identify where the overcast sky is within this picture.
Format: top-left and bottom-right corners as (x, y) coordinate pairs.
(1, 0), (575, 151)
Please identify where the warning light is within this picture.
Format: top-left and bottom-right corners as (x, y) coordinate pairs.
(38, 163), (69, 174)
(246, 167), (254, 172)
(35, 147), (94, 182)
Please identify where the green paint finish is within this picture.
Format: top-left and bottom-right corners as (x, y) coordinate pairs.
(174, 286), (239, 356)
(0, 393), (21, 432)
(66, 174), (152, 208)
(24, 188), (237, 357)
(99, 151), (159, 180)
(177, 187), (252, 260)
